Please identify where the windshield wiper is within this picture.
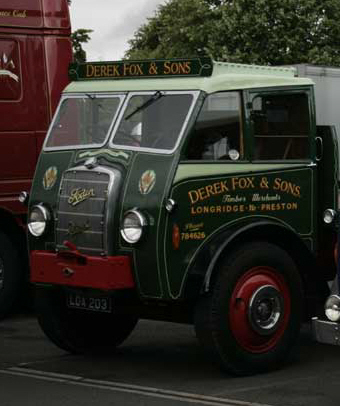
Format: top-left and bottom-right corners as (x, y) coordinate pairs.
(125, 91), (164, 120)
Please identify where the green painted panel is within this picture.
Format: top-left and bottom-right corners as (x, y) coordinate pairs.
(120, 152), (176, 298)
(165, 164), (315, 298)
(28, 151), (75, 251)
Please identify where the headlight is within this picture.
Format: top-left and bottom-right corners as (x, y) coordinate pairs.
(120, 209), (147, 244)
(325, 295), (340, 322)
(28, 204), (50, 237)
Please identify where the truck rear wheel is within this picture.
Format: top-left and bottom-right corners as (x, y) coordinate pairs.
(0, 232), (23, 320)
(194, 242), (303, 375)
(36, 288), (138, 354)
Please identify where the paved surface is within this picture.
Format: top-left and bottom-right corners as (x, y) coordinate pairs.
(1, 314), (340, 406)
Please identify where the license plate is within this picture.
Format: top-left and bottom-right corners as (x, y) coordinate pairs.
(67, 293), (112, 313)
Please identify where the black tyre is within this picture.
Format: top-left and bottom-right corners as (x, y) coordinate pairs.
(0, 231), (23, 320)
(36, 288), (138, 353)
(194, 242), (303, 375)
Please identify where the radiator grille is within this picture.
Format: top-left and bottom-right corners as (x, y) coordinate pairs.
(56, 169), (110, 255)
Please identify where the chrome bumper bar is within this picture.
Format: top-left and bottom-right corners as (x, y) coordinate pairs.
(312, 317), (340, 346)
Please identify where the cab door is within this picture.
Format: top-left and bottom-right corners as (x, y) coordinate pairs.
(246, 88), (317, 249)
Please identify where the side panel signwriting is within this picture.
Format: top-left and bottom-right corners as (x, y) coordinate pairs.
(164, 168), (313, 298)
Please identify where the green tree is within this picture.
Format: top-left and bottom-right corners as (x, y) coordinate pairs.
(125, 0), (340, 66)
(126, 0), (215, 59)
(71, 29), (93, 63)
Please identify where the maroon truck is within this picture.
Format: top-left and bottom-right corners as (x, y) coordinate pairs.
(0, 0), (72, 318)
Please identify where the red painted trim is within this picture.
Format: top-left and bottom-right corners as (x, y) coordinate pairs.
(229, 266), (290, 354)
(30, 250), (135, 291)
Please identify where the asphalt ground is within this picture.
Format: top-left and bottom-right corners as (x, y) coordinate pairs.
(1, 314), (340, 406)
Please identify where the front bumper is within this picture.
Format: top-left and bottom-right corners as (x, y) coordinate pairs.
(312, 317), (340, 346)
(30, 250), (135, 291)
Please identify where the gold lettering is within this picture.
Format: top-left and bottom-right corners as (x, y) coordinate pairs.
(123, 63), (130, 76)
(220, 181), (229, 192)
(94, 66), (101, 77)
(188, 190), (199, 204)
(100, 65), (107, 77)
(86, 64), (95, 78)
(198, 187), (208, 201)
(273, 178), (281, 191)
(188, 181), (231, 204)
(273, 178), (301, 198)
(13, 9), (27, 18)
(68, 188), (95, 206)
(107, 64), (121, 77)
(136, 64), (144, 75)
(163, 61), (191, 75)
(164, 61), (171, 75)
(106, 65), (113, 76)
(0, 10), (11, 17)
(123, 63), (144, 76)
(178, 62), (187, 75)
(232, 177), (255, 190)
(148, 63), (157, 75)
(113, 64), (120, 76)
(259, 202), (299, 211)
(213, 182), (222, 194)
(205, 184), (214, 198)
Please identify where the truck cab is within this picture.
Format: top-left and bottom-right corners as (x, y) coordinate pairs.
(28, 58), (337, 375)
(0, 0), (72, 317)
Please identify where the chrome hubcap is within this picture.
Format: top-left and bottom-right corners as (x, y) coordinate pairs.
(248, 285), (284, 335)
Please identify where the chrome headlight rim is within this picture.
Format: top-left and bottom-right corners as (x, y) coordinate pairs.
(120, 209), (147, 244)
(325, 294), (340, 322)
(323, 208), (337, 225)
(28, 204), (50, 237)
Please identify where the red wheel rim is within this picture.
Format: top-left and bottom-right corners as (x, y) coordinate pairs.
(229, 266), (291, 353)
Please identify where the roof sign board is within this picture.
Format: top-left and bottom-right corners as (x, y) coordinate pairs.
(68, 57), (213, 81)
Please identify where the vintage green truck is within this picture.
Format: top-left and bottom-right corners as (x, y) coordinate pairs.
(26, 57), (338, 375)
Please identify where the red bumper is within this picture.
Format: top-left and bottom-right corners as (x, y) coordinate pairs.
(30, 250), (135, 291)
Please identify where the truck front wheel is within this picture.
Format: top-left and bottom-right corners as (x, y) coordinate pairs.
(194, 242), (303, 375)
(36, 288), (138, 354)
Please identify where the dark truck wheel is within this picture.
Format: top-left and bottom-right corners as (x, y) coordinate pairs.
(0, 231), (23, 320)
(194, 242), (303, 375)
(36, 288), (138, 354)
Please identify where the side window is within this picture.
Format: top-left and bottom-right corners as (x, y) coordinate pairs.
(252, 93), (310, 160)
(0, 39), (21, 100)
(186, 92), (243, 160)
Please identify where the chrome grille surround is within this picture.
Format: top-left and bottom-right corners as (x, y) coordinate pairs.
(55, 165), (118, 256)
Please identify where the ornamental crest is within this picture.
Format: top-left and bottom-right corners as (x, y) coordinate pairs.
(43, 166), (58, 190)
(139, 170), (156, 195)
(66, 220), (90, 236)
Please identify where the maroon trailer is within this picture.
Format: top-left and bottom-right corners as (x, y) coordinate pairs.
(0, 0), (72, 318)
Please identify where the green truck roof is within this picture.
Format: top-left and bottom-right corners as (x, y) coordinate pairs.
(64, 59), (314, 94)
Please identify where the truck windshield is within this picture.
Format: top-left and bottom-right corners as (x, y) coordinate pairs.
(45, 95), (124, 149)
(112, 92), (195, 151)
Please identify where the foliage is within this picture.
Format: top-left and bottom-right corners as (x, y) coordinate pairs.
(126, 0), (215, 59)
(125, 0), (340, 66)
(71, 29), (93, 63)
